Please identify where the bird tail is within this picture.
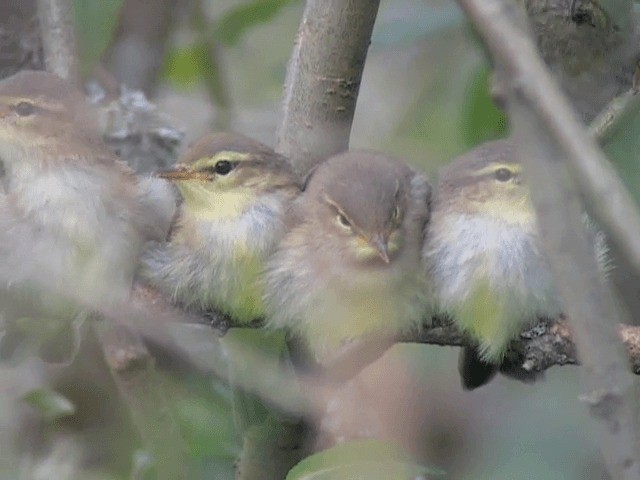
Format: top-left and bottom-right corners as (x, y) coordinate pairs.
(458, 345), (498, 390)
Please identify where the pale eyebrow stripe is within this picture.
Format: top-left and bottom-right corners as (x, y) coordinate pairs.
(471, 162), (522, 176)
(0, 96), (63, 111)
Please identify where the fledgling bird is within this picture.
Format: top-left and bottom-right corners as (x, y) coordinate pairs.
(263, 151), (432, 364)
(0, 70), (173, 360)
(423, 140), (608, 389)
(138, 132), (302, 323)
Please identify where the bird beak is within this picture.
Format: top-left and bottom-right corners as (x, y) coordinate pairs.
(154, 166), (196, 181)
(370, 233), (390, 264)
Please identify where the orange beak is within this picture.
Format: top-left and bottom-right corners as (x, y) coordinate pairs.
(154, 166), (198, 181)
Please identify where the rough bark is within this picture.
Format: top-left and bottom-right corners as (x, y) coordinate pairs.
(276, 0), (381, 176)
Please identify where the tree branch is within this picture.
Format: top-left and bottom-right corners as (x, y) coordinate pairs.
(589, 87), (640, 144)
(456, 1), (640, 478)
(37, 0), (78, 83)
(276, 0), (381, 176)
(101, 0), (180, 94)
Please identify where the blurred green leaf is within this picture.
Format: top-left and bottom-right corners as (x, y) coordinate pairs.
(23, 388), (76, 422)
(286, 439), (444, 480)
(214, 0), (296, 46)
(176, 395), (238, 459)
(237, 416), (304, 480)
(222, 329), (288, 436)
(163, 43), (209, 88)
(74, 0), (124, 76)
(460, 64), (507, 147)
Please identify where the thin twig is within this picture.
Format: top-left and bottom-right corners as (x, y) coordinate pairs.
(589, 87), (640, 144)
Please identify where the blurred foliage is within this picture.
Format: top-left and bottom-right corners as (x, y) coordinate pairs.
(23, 388), (76, 422)
(214, 0), (298, 47)
(5, 1), (639, 479)
(603, 113), (640, 205)
(460, 64), (507, 147)
(164, 0), (297, 90)
(164, 44), (210, 88)
(286, 439), (444, 480)
(74, 0), (124, 76)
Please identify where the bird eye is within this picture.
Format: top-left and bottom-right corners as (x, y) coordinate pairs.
(494, 167), (513, 182)
(212, 160), (234, 175)
(336, 213), (352, 229)
(13, 101), (35, 117)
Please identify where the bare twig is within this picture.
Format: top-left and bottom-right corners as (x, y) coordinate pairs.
(589, 87), (640, 143)
(276, 0), (381, 176)
(455, 1), (640, 478)
(37, 0), (78, 83)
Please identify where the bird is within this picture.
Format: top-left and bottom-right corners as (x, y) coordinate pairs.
(138, 132), (302, 324)
(263, 150), (432, 365)
(0, 70), (174, 362)
(423, 139), (608, 389)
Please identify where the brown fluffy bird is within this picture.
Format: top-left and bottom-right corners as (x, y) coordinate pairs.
(263, 151), (432, 364)
(0, 70), (173, 360)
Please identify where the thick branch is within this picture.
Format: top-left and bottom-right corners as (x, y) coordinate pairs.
(276, 0), (380, 176)
(37, 0), (78, 83)
(456, 0), (640, 478)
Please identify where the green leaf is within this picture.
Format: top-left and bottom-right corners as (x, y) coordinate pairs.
(214, 0), (296, 47)
(23, 388), (76, 422)
(163, 44), (209, 88)
(286, 439), (444, 480)
(176, 395), (239, 459)
(460, 64), (507, 147)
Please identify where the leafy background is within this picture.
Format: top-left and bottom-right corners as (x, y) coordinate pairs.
(6, 0), (636, 478)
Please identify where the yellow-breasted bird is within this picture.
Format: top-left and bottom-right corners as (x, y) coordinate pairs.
(423, 139), (608, 389)
(263, 151), (432, 364)
(0, 70), (173, 361)
(138, 132), (301, 323)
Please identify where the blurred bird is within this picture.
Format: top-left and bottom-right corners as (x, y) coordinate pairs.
(138, 132), (301, 323)
(263, 151), (432, 364)
(423, 140), (608, 389)
(0, 70), (174, 361)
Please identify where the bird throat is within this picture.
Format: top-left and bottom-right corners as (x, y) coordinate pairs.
(177, 182), (256, 220)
